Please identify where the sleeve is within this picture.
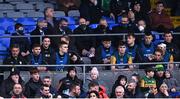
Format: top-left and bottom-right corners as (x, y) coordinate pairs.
(24, 83), (31, 97)
(140, 78), (145, 88)
(110, 56), (116, 64)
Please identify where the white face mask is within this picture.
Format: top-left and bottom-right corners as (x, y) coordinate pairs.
(138, 25), (144, 31)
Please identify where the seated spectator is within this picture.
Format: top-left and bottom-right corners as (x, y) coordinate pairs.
(112, 85), (125, 98)
(135, 19), (150, 33)
(30, 19), (49, 46)
(154, 65), (165, 89)
(35, 84), (53, 98)
(10, 83), (26, 98)
(110, 41), (132, 70)
(10, 23), (30, 57)
(83, 67), (107, 92)
(61, 83), (81, 98)
(3, 44), (27, 71)
(41, 36), (56, 65)
(111, 75), (127, 97)
(88, 81), (109, 98)
(87, 90), (100, 99)
(110, 0), (129, 22)
(55, 41), (82, 71)
(149, 1), (174, 32)
(27, 44), (47, 71)
(58, 18), (72, 35)
(154, 83), (171, 98)
(130, 1), (150, 24)
(44, 7), (59, 49)
(126, 33), (139, 63)
(157, 43), (171, 62)
(112, 14), (134, 33)
(138, 32), (156, 66)
(57, 67), (83, 96)
(0, 69), (25, 98)
(131, 73), (141, 85)
(125, 79), (144, 98)
(163, 70), (179, 95)
(94, 18), (112, 46)
(60, 35), (77, 53)
(36, 76), (57, 97)
(163, 31), (180, 61)
(24, 68), (43, 98)
(95, 37), (114, 66)
(79, 0), (102, 24)
(74, 18), (96, 63)
(140, 68), (156, 93)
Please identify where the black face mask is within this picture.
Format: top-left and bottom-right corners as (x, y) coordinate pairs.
(79, 24), (86, 30)
(42, 27), (48, 31)
(17, 30), (24, 35)
(99, 25), (106, 30)
(61, 26), (68, 31)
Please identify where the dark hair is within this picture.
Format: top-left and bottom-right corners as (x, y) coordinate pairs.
(145, 32), (152, 36)
(88, 81), (99, 89)
(58, 41), (68, 47)
(43, 76), (51, 80)
(44, 7), (53, 16)
(156, 1), (164, 6)
(42, 36), (51, 42)
(60, 35), (70, 41)
(30, 68), (39, 75)
(145, 68), (154, 74)
(118, 41), (126, 47)
(127, 32), (135, 38)
(15, 23), (23, 29)
(88, 90), (100, 98)
(67, 66), (77, 73)
(40, 84), (49, 91)
(101, 37), (111, 42)
(10, 44), (20, 50)
(69, 83), (80, 92)
(164, 30), (173, 36)
(32, 44), (41, 49)
(116, 75), (127, 85)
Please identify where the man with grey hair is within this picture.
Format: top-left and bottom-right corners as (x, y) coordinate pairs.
(114, 86), (125, 98)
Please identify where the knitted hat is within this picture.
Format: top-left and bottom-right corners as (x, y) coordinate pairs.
(155, 64), (164, 71)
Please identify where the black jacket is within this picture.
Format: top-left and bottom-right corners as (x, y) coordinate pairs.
(79, 0), (102, 23)
(41, 46), (56, 65)
(10, 33), (30, 53)
(0, 75), (25, 98)
(74, 26), (96, 55)
(3, 55), (27, 71)
(24, 78), (43, 98)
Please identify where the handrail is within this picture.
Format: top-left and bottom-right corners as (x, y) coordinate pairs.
(0, 32), (180, 38)
(0, 62), (179, 67)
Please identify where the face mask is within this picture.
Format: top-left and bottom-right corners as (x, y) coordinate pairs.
(42, 27), (48, 31)
(138, 25), (145, 32)
(17, 30), (24, 35)
(79, 24), (86, 30)
(99, 25), (106, 29)
(61, 26), (68, 31)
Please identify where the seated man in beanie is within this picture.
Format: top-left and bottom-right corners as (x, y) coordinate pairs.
(0, 68), (25, 98)
(154, 65), (165, 89)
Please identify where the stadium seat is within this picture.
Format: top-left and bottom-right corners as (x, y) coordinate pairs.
(68, 10), (80, 17)
(24, 25), (36, 33)
(118, 16), (122, 23)
(5, 0), (24, 2)
(27, 11), (44, 18)
(109, 23), (118, 30)
(68, 24), (79, 31)
(24, 0), (44, 2)
(0, 12), (4, 17)
(36, 3), (54, 11)
(16, 3), (34, 10)
(0, 0), (3, 2)
(0, 4), (14, 11)
(89, 24), (98, 29)
(6, 11), (24, 18)
(0, 26), (5, 35)
(7, 25), (15, 34)
(54, 11), (65, 17)
(0, 35), (10, 49)
(0, 18), (15, 30)
(16, 17), (36, 26)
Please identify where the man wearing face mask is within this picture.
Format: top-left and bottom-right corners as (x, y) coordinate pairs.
(58, 18), (72, 35)
(31, 19), (49, 46)
(94, 18), (112, 46)
(74, 18), (96, 64)
(10, 23), (30, 57)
